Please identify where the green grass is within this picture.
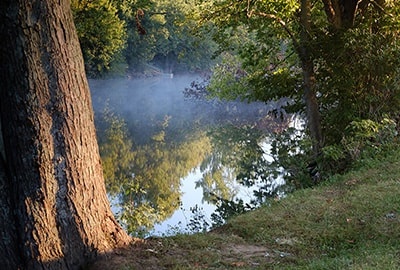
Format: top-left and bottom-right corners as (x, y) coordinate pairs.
(91, 145), (400, 269)
(216, 148), (400, 269)
(168, 146), (400, 269)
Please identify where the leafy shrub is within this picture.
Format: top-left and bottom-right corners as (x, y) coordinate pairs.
(322, 117), (398, 174)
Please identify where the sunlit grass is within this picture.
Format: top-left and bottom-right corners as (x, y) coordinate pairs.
(91, 145), (400, 269)
(160, 146), (400, 269)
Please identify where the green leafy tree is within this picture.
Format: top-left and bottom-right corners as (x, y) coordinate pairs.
(71, 0), (127, 77)
(205, 0), (400, 175)
(113, 0), (157, 73)
(315, 2), (400, 144)
(114, 0), (217, 74)
(150, 0), (217, 73)
(71, 0), (217, 75)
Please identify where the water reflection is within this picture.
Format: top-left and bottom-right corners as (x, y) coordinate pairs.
(151, 168), (217, 235)
(90, 74), (289, 236)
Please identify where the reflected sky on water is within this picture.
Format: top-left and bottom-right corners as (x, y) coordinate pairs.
(90, 74), (289, 236)
(150, 165), (265, 236)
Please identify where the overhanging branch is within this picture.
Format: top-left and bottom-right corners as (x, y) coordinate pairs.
(246, 0), (300, 53)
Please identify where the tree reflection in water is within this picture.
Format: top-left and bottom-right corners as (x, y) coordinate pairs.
(92, 75), (290, 236)
(97, 108), (212, 236)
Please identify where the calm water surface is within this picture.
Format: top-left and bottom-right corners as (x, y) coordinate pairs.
(90, 74), (286, 236)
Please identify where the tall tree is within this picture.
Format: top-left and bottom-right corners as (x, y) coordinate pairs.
(298, 0), (322, 157)
(0, 0), (131, 269)
(207, 0), (400, 174)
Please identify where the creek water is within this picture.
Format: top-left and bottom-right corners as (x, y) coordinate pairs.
(90, 74), (287, 236)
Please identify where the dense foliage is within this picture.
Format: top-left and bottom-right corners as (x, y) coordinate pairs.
(71, 0), (127, 77)
(202, 0), (400, 177)
(71, 0), (217, 77)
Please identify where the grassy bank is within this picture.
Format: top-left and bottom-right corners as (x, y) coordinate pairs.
(91, 146), (400, 269)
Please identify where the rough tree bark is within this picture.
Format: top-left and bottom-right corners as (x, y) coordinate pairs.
(321, 0), (360, 29)
(0, 0), (131, 269)
(321, 0), (383, 30)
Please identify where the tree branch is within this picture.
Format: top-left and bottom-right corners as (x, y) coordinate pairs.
(246, 4), (300, 54)
(321, 0), (342, 28)
(370, 0), (393, 17)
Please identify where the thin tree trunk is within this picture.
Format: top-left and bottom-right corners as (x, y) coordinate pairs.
(299, 0), (323, 157)
(0, 0), (131, 269)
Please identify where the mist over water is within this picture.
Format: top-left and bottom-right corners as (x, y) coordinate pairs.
(90, 74), (203, 142)
(90, 74), (281, 143)
(89, 73), (286, 236)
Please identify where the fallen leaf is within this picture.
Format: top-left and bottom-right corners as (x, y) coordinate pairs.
(232, 261), (246, 267)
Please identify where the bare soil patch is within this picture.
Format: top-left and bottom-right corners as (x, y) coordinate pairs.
(90, 237), (278, 269)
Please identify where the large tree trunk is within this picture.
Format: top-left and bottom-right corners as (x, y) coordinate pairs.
(0, 0), (131, 269)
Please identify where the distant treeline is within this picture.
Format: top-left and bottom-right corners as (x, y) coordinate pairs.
(71, 0), (217, 78)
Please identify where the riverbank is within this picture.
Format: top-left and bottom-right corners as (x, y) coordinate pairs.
(91, 145), (400, 269)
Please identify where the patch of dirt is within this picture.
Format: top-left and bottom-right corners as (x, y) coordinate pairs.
(90, 237), (283, 269)
(219, 243), (274, 268)
(90, 239), (165, 270)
